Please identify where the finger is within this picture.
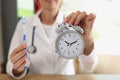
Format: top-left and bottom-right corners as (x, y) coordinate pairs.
(84, 13), (96, 35)
(64, 12), (75, 23)
(18, 61), (26, 72)
(68, 11), (81, 25)
(10, 43), (27, 57)
(11, 50), (26, 64)
(74, 11), (87, 26)
(87, 13), (96, 21)
(13, 56), (26, 70)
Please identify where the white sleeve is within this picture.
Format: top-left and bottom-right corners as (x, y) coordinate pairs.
(6, 60), (27, 80)
(78, 49), (98, 73)
(6, 20), (27, 79)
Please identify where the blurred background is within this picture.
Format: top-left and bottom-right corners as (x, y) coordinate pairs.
(0, 0), (120, 73)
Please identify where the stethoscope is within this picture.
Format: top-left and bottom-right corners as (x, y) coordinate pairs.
(27, 26), (36, 54)
(27, 15), (65, 54)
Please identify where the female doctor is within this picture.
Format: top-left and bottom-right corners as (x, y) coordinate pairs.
(6, 0), (97, 79)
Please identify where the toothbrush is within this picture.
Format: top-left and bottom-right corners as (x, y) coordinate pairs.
(22, 16), (28, 69)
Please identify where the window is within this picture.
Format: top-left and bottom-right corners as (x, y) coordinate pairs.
(61, 0), (120, 55)
(17, 0), (34, 17)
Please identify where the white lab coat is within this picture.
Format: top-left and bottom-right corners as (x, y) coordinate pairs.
(6, 10), (98, 79)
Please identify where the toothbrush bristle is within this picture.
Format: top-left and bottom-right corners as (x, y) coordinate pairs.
(22, 16), (26, 25)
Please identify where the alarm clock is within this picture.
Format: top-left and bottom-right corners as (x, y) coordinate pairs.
(55, 22), (85, 59)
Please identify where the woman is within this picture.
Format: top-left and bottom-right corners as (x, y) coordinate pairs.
(6, 0), (97, 79)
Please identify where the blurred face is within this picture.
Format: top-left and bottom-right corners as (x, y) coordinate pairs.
(39, 0), (62, 11)
(39, 0), (62, 10)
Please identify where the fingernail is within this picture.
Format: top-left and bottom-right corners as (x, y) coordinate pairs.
(91, 13), (96, 17)
(68, 22), (72, 25)
(89, 13), (96, 17)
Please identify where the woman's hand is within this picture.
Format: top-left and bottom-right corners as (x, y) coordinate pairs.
(64, 11), (96, 55)
(10, 43), (27, 76)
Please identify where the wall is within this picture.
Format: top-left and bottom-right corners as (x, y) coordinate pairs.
(1, 0), (17, 63)
(0, 0), (17, 73)
(61, 0), (83, 15)
(0, 0), (4, 73)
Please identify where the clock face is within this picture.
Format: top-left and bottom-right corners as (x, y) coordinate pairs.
(55, 31), (85, 59)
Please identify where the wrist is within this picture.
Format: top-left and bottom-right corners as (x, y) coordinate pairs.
(83, 34), (94, 55)
(84, 42), (94, 55)
(12, 68), (25, 77)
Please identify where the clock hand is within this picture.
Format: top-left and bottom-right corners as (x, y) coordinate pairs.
(70, 40), (77, 46)
(65, 41), (70, 46)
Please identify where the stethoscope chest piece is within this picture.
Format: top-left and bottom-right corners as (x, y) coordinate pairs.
(27, 45), (36, 54)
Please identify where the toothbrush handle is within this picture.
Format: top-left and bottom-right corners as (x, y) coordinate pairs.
(23, 34), (28, 69)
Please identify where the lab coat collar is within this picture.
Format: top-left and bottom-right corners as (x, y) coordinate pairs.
(33, 9), (64, 27)
(31, 9), (64, 44)
(54, 9), (65, 25)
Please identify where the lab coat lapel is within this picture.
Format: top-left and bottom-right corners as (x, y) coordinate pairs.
(31, 10), (64, 44)
(49, 10), (64, 42)
(31, 11), (51, 44)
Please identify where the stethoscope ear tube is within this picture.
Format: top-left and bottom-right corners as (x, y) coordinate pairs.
(27, 26), (37, 54)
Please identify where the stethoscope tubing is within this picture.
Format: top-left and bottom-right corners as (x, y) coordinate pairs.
(27, 26), (36, 54)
